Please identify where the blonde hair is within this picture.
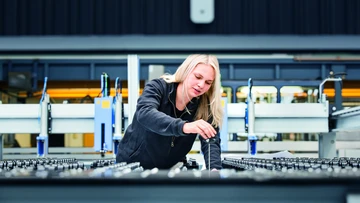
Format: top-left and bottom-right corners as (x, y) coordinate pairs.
(161, 54), (223, 128)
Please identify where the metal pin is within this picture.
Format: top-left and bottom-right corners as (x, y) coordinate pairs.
(208, 141), (210, 172)
(206, 138), (216, 172)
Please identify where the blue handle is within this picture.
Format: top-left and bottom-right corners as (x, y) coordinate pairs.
(37, 137), (44, 156)
(248, 135), (257, 156)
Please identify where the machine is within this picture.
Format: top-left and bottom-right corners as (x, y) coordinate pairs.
(93, 73), (124, 157)
(0, 155), (360, 203)
(0, 55), (360, 202)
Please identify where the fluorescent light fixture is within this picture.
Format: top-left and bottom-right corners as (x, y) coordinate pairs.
(280, 86), (304, 94)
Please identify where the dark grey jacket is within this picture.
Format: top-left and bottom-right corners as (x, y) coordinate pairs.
(116, 78), (222, 169)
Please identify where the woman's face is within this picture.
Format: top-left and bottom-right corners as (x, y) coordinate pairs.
(185, 63), (215, 99)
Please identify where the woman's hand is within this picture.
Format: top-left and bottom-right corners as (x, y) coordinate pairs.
(182, 119), (216, 139)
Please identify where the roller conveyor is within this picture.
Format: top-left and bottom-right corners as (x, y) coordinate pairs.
(0, 157), (360, 203)
(2, 156), (360, 180)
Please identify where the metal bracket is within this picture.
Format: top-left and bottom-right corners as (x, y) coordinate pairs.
(47, 103), (52, 134)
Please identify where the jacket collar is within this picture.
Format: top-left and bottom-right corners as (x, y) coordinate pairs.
(168, 82), (199, 112)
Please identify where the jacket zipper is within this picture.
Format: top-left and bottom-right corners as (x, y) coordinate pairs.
(168, 94), (187, 149)
(171, 136), (175, 147)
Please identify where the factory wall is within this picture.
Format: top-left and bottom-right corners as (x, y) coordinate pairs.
(0, 0), (359, 35)
(2, 58), (360, 81)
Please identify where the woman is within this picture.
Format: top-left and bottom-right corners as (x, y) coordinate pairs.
(116, 54), (224, 170)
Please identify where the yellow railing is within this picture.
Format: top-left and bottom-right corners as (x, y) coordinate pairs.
(19, 88), (143, 98)
(17, 88), (360, 99)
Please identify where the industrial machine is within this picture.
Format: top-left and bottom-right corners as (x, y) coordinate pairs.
(0, 55), (358, 159)
(94, 73), (124, 157)
(0, 155), (360, 202)
(245, 78), (257, 155)
(1, 55), (360, 203)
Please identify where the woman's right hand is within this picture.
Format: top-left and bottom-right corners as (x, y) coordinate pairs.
(183, 119), (216, 139)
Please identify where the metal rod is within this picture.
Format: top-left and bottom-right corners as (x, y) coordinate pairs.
(318, 78), (342, 103)
(127, 55), (140, 125)
(37, 93), (49, 157)
(113, 94), (123, 158)
(247, 78), (257, 156)
(208, 143), (210, 172)
(40, 94), (49, 136)
(0, 134), (3, 160)
(114, 95), (122, 135)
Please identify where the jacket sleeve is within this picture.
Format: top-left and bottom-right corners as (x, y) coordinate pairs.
(200, 127), (222, 170)
(135, 79), (187, 137)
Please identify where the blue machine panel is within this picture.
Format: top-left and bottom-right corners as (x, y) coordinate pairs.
(49, 64), (90, 80)
(234, 64), (275, 80)
(94, 65), (127, 81)
(281, 64), (322, 80)
(345, 65), (360, 80)
(94, 97), (113, 152)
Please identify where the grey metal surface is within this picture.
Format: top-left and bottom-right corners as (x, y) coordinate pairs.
(51, 103), (95, 133)
(319, 132), (337, 159)
(348, 194), (360, 203)
(2, 153), (114, 160)
(332, 106), (360, 132)
(3, 101), (360, 159)
(3, 141), (356, 155)
(0, 135), (2, 160)
(227, 103), (329, 133)
(4, 147), (94, 154)
(322, 106), (360, 158)
(0, 102), (329, 134)
(1, 35), (360, 51)
(127, 55), (140, 125)
(0, 104), (40, 133)
(0, 185), (348, 203)
(337, 132), (360, 141)
(0, 104), (95, 134)
(191, 141), (318, 152)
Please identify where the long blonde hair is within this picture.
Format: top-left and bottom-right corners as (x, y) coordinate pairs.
(161, 54), (223, 128)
